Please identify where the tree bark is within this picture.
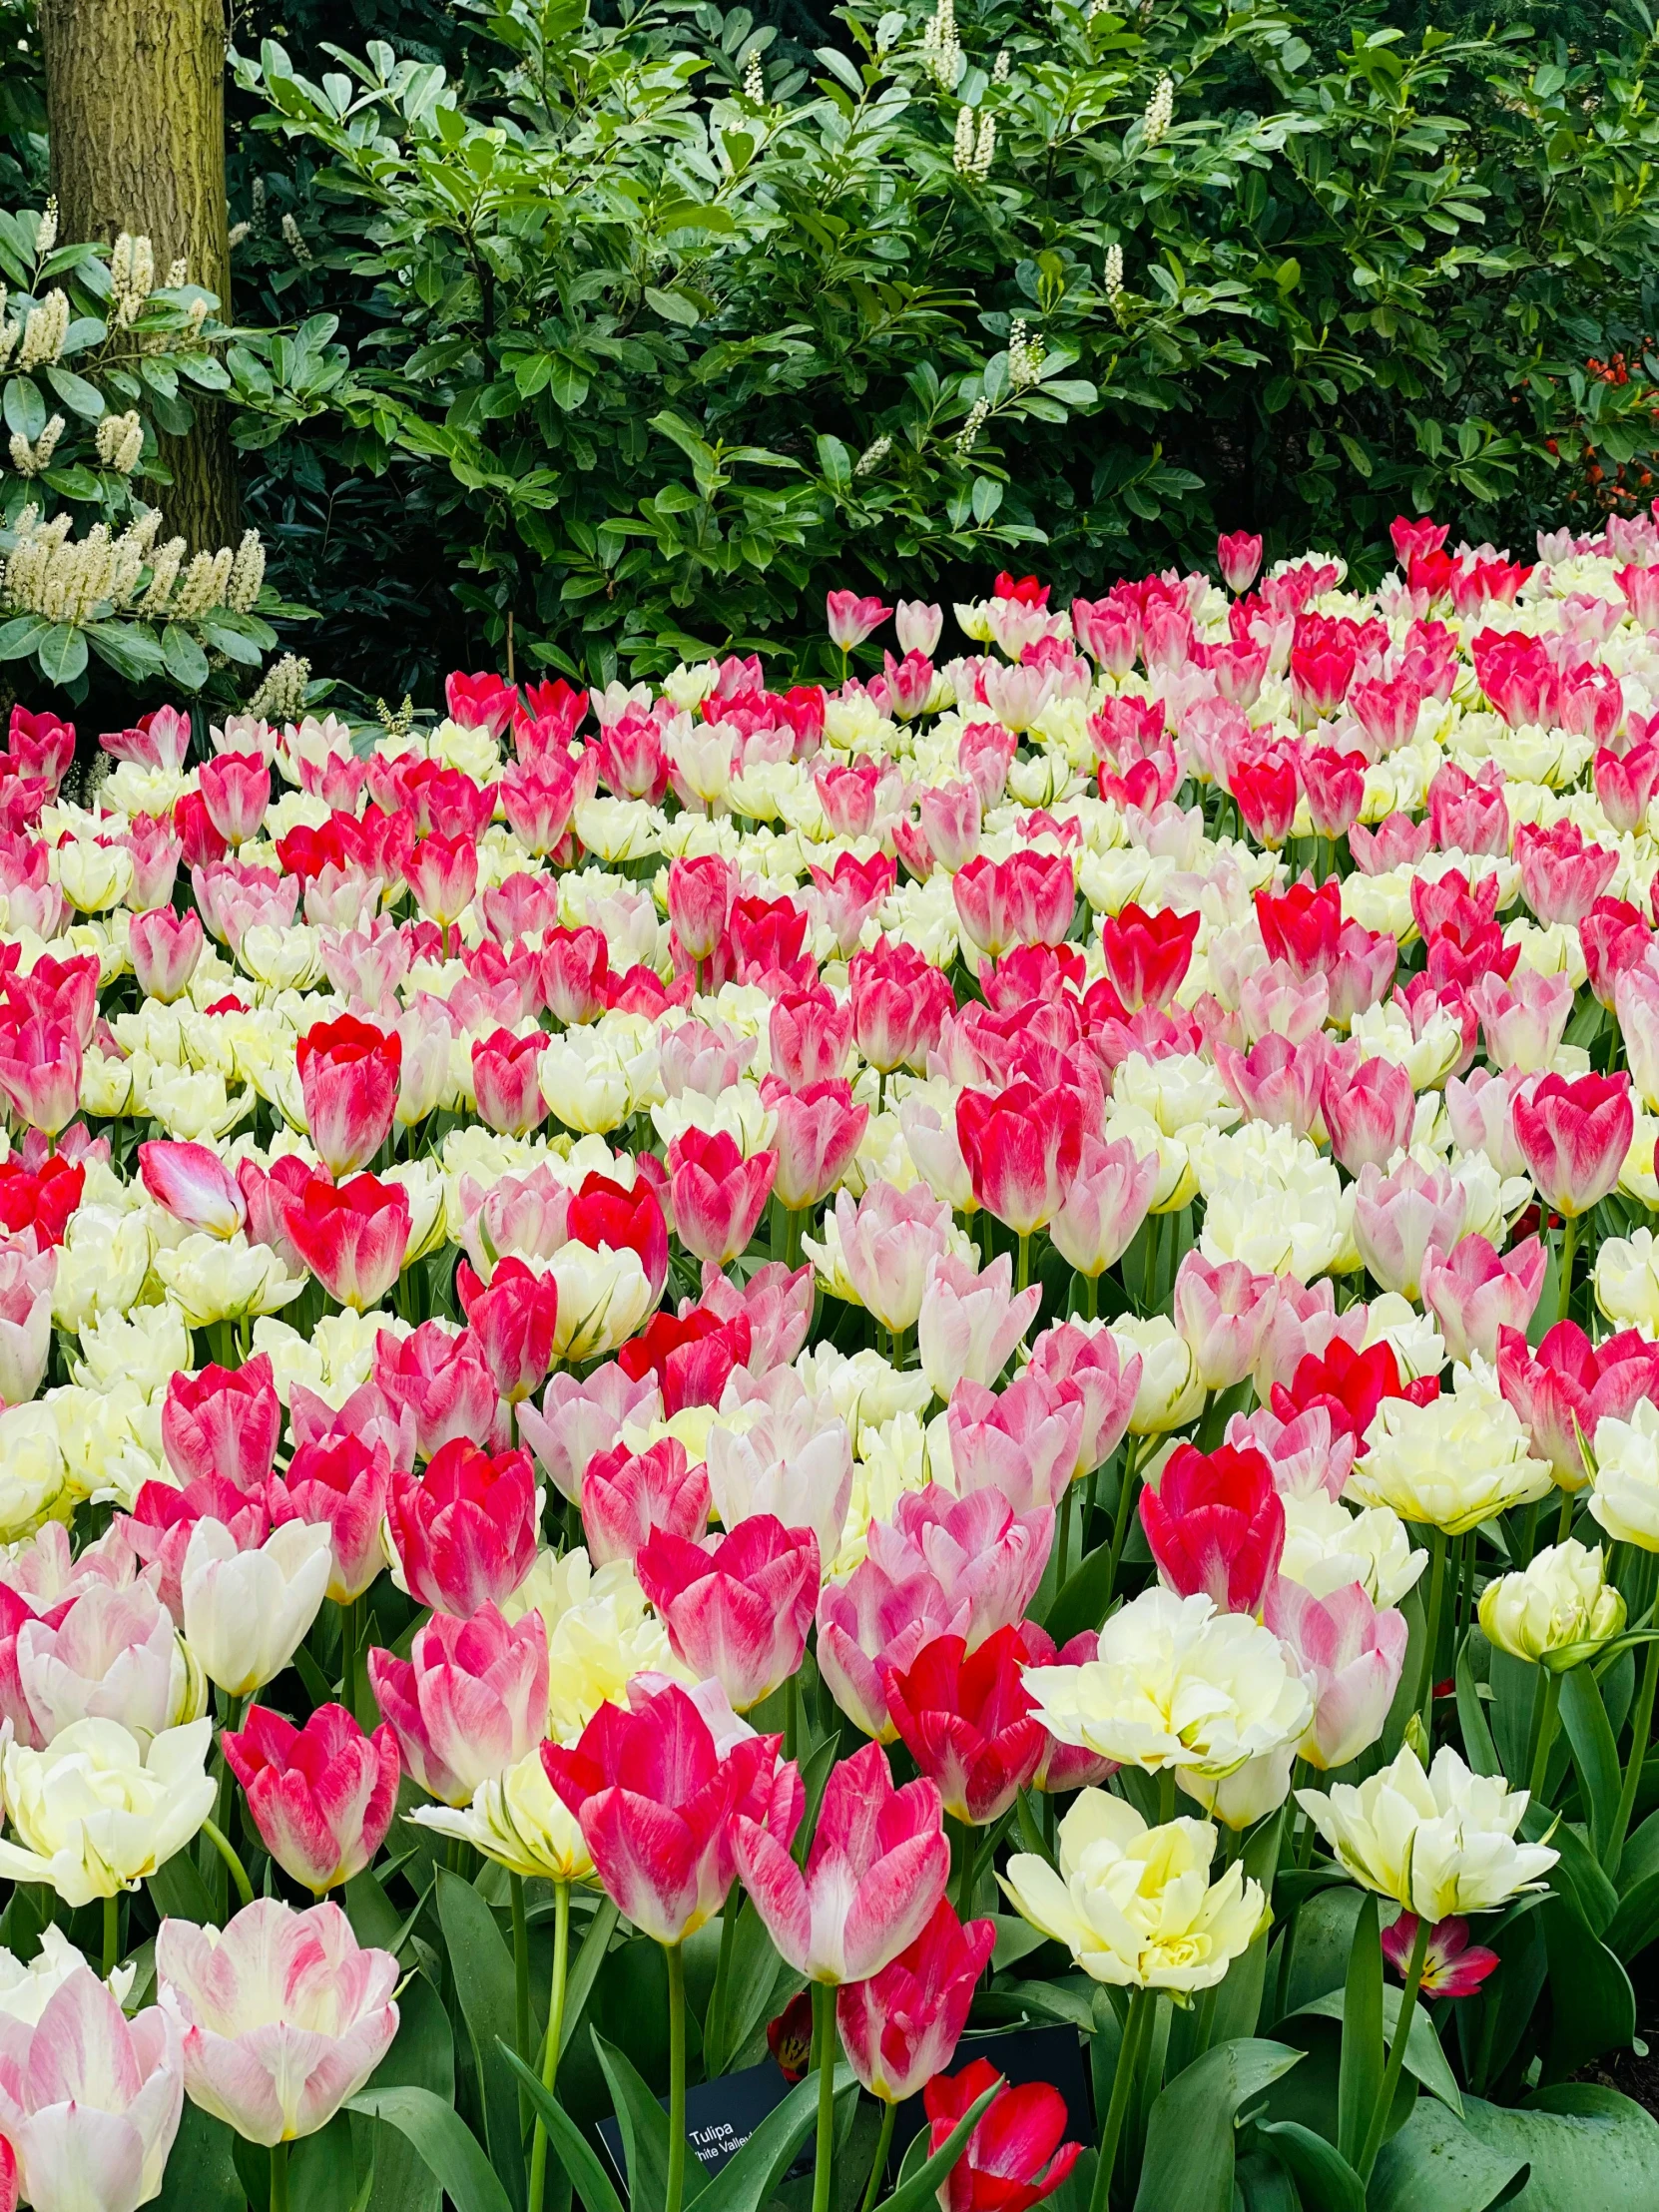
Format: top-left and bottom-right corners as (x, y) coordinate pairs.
(39, 0), (238, 554)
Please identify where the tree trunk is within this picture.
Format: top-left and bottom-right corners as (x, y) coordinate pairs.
(39, 0), (238, 554)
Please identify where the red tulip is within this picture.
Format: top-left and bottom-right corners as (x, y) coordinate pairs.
(880, 1624), (1047, 1826)
(224, 1702), (399, 1894)
(269, 1431), (394, 1603)
(636, 1514), (819, 1712)
(1270, 1337), (1437, 1452)
(956, 1081), (1085, 1236)
(1256, 879), (1344, 979)
(734, 1737), (949, 1981)
(456, 1257), (559, 1403)
(386, 1439), (539, 1616)
(542, 1677), (772, 1943)
(667, 1128), (777, 1266)
(283, 1171), (411, 1312)
(770, 986), (853, 1087)
(296, 1014), (402, 1177)
(618, 1305), (753, 1414)
(565, 1168), (671, 1304)
(1512, 1070), (1633, 1217)
(1495, 1320), (1659, 1484)
(1229, 741), (1299, 846)
(836, 1899), (995, 2104)
(1140, 1441), (1285, 1614)
(1099, 903), (1199, 1012)
(924, 2058), (1082, 2212)
(161, 1356), (279, 1492)
(538, 925), (610, 1024)
(582, 1437), (710, 1566)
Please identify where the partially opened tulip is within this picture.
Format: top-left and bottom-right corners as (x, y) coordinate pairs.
(369, 1602), (549, 1806)
(923, 2057), (1082, 2212)
(880, 1624), (1048, 1827)
(1477, 1538), (1625, 1670)
(1140, 1442), (1286, 1615)
(1381, 1913), (1498, 1999)
(386, 1439), (539, 1616)
(1264, 1576), (1408, 1768)
(160, 1356), (279, 1490)
(1420, 1234), (1545, 1365)
(283, 1172), (411, 1311)
(295, 1014), (401, 1177)
(835, 1898), (995, 2106)
(157, 1899), (398, 2145)
(917, 1251), (1040, 1397)
(180, 1519), (332, 1699)
(269, 1431), (392, 1604)
(407, 1741), (594, 1883)
(14, 1581), (200, 1746)
(223, 1703), (400, 1894)
(582, 1436), (710, 1566)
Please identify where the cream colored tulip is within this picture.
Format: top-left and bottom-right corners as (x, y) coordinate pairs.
(154, 1232), (304, 1329)
(1478, 1538), (1625, 1671)
(1589, 1398), (1659, 1550)
(0, 1717), (216, 1906)
(1351, 1364), (1552, 1534)
(407, 1745), (594, 1883)
(1105, 1317), (1206, 1435)
(1001, 1790), (1266, 1994)
(180, 1520), (332, 1698)
(1595, 1228), (1659, 1338)
(1296, 1744), (1557, 1920)
(1023, 1587), (1314, 1779)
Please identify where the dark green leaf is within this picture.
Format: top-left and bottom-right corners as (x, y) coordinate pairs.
(343, 2089), (512, 2212)
(1132, 2041), (1305, 2212)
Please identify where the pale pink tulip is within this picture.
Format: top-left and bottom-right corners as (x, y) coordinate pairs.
(1420, 1234), (1546, 1364)
(1323, 1055), (1414, 1175)
(157, 1900), (397, 2145)
(0, 1237), (53, 1406)
(14, 1583), (191, 1746)
(704, 1399), (851, 1571)
(0, 1966), (183, 2212)
(1265, 1576), (1407, 1770)
(1352, 1157), (1468, 1299)
(1172, 1250), (1282, 1391)
(831, 1181), (956, 1335)
(1047, 1135), (1158, 1279)
(1227, 1403), (1353, 1502)
(138, 1140), (248, 1240)
(1468, 967), (1573, 1073)
(944, 1377), (1082, 1514)
(1024, 1322), (1141, 1479)
(917, 1251), (1040, 1397)
(367, 1603), (548, 1806)
(127, 906), (204, 1003)
(517, 1363), (661, 1502)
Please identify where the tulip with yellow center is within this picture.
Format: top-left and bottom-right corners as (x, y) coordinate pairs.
(1002, 1790), (1267, 1995)
(0, 1717), (217, 1906)
(1350, 1363), (1552, 1535)
(407, 1744), (594, 1884)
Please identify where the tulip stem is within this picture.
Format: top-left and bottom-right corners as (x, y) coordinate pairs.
(510, 1873), (531, 2112)
(1090, 1985), (1150, 2212)
(1358, 1914), (1429, 2184)
(527, 1882), (570, 2212)
(707, 1889), (740, 2074)
(786, 1670), (801, 1763)
(1056, 1481), (1075, 1591)
(1415, 1527), (1448, 1749)
(1017, 1233), (1031, 1296)
(1558, 1213), (1579, 1326)
(1556, 1487), (1576, 1546)
(270, 2142), (288, 2212)
(102, 1893), (119, 1977)
(1608, 1639), (1659, 1877)
(955, 1820), (980, 1919)
(1081, 1272), (1098, 1322)
(860, 2101), (897, 2212)
(1527, 1667), (1562, 1804)
(1105, 1436), (1144, 1608)
(1157, 1767), (1177, 1826)
(811, 1980), (836, 2212)
(201, 1818), (255, 1912)
(667, 1939), (690, 2212)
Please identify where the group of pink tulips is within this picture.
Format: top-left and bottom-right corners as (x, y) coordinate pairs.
(0, 508), (1657, 2212)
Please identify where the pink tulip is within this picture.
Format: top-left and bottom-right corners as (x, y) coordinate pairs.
(161, 1357), (279, 1491)
(1381, 1913), (1499, 1999)
(470, 1028), (548, 1137)
(827, 590), (890, 651)
(0, 1238), (53, 1406)
(924, 2060), (1082, 2212)
(1513, 1070), (1634, 1217)
(1024, 1322), (1140, 1479)
(13, 1582), (186, 1745)
(1595, 740), (1659, 833)
(1218, 529), (1264, 593)
(1265, 1576), (1407, 1769)
(139, 1139), (248, 1239)
(224, 1704), (400, 1894)
(1467, 966), (1573, 1073)
(543, 1679), (780, 1942)
(1516, 820), (1617, 926)
(1227, 1403), (1353, 1501)
(1142, 1441), (1285, 1615)
(702, 1391), (851, 1567)
(697, 1257), (814, 1372)
(123, 1475), (270, 1626)
(456, 1257), (559, 1403)
(764, 1077), (867, 1211)
(770, 987), (852, 1087)
(269, 1432), (394, 1605)
(880, 1624), (1048, 1827)
(0, 1966), (183, 2212)
(637, 1514), (820, 1712)
(1238, 961), (1330, 1046)
(283, 1172), (411, 1311)
(517, 1362), (661, 1501)
(1172, 1249), (1282, 1391)
(1352, 1157), (1468, 1299)
(1420, 1233), (1546, 1364)
(836, 1898), (995, 2104)
(734, 1737), (949, 1981)
(127, 905), (204, 1002)
(582, 1437), (710, 1566)
(946, 1377), (1082, 1515)
(1444, 1064), (1531, 1179)
(862, 1485), (1051, 1656)
(1323, 1055), (1414, 1175)
(1350, 811), (1432, 873)
(832, 1181), (957, 1334)
(198, 750), (270, 846)
(952, 850), (1076, 957)
(0, 1016), (79, 1136)
(1214, 1030), (1327, 1140)
(917, 1252), (1040, 1397)
(668, 1128), (777, 1266)
(374, 1320), (501, 1459)
(1426, 760), (1508, 853)
(1047, 1135), (1158, 1279)
(401, 831), (479, 929)
(386, 1439), (538, 1617)
(919, 778), (983, 869)
(1495, 1320), (1659, 1484)
(849, 939), (955, 1073)
(956, 1081), (1086, 1236)
(157, 1900), (397, 2145)
(368, 1602), (548, 1804)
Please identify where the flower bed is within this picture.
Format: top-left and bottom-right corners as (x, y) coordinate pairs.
(0, 516), (1657, 2212)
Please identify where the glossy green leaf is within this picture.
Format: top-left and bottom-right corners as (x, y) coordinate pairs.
(1337, 1893), (1382, 2167)
(343, 2089), (513, 2212)
(435, 1868), (525, 2208)
(1132, 2040), (1305, 2212)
